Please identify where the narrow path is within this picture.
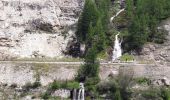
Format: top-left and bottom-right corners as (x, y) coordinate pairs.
(0, 61), (155, 66)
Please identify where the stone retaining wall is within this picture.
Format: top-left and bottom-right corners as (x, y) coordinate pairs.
(0, 62), (169, 86)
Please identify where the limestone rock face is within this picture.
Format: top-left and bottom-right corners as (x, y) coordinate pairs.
(0, 0), (84, 60)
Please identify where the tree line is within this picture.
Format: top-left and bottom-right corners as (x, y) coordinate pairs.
(76, 0), (111, 98)
(124, 0), (170, 51)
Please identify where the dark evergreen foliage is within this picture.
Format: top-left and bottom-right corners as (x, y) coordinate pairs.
(124, 0), (170, 51)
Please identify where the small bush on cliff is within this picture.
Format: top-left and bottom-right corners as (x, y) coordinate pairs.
(66, 81), (79, 89)
(142, 87), (161, 99)
(161, 87), (170, 100)
(50, 80), (61, 90)
(120, 53), (134, 61)
(22, 82), (41, 91)
(134, 77), (150, 85)
(48, 80), (80, 91)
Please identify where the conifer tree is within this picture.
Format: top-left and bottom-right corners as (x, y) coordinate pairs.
(94, 18), (106, 52)
(126, 0), (134, 18)
(76, 0), (99, 43)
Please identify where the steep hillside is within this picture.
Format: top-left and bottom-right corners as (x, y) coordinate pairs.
(0, 0), (84, 60)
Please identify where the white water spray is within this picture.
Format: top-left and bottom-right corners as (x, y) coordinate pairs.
(112, 33), (122, 61)
(78, 83), (85, 100)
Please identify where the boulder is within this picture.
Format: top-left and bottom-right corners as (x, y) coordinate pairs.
(52, 89), (71, 98)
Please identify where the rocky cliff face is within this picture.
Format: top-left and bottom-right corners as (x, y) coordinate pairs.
(0, 0), (84, 60)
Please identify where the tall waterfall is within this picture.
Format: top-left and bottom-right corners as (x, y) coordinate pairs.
(112, 33), (122, 61)
(78, 83), (85, 100)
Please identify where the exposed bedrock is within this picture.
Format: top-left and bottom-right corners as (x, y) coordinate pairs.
(0, 0), (84, 60)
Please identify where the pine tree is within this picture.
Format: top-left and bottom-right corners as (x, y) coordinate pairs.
(126, 0), (134, 18)
(76, 0), (99, 43)
(94, 18), (106, 52)
(97, 0), (111, 32)
(77, 46), (99, 81)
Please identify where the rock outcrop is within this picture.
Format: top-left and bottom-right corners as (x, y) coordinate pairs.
(0, 0), (84, 60)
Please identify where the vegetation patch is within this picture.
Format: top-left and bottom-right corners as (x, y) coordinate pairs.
(120, 53), (134, 61)
(49, 80), (79, 90)
(41, 80), (79, 99)
(134, 77), (150, 85)
(97, 51), (109, 60)
(141, 87), (161, 99)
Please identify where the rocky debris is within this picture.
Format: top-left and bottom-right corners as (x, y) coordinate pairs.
(0, 0), (84, 60)
(0, 38), (13, 47)
(52, 89), (71, 98)
(151, 77), (170, 86)
(162, 77), (170, 86)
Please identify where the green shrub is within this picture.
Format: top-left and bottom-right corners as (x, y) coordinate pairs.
(41, 92), (50, 99)
(142, 88), (160, 99)
(97, 51), (108, 60)
(66, 81), (79, 89)
(22, 81), (41, 92)
(50, 81), (61, 90)
(134, 77), (150, 85)
(161, 88), (170, 100)
(32, 81), (41, 88)
(120, 53), (134, 61)
(85, 77), (100, 97)
(49, 81), (79, 90)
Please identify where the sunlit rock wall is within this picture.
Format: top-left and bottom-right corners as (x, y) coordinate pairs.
(0, 0), (84, 60)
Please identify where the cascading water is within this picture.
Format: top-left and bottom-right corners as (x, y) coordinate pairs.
(72, 89), (77, 100)
(78, 83), (85, 100)
(112, 33), (122, 61)
(110, 8), (125, 22)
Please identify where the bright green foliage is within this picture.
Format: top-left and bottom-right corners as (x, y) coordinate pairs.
(49, 81), (79, 90)
(134, 77), (150, 85)
(120, 53), (134, 61)
(66, 81), (80, 89)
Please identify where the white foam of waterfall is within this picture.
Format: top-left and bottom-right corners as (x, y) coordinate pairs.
(110, 8), (125, 22)
(78, 83), (85, 100)
(73, 89), (77, 100)
(112, 33), (122, 61)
